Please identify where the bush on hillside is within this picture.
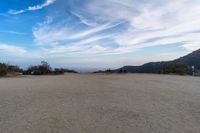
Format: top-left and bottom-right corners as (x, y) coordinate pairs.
(0, 63), (23, 76)
(54, 68), (65, 75)
(195, 70), (200, 76)
(23, 61), (52, 75)
(7, 65), (23, 73)
(161, 63), (188, 75)
(23, 61), (76, 75)
(63, 69), (78, 73)
(0, 63), (7, 76)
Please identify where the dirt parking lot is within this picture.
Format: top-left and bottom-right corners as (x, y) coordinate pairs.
(0, 74), (200, 133)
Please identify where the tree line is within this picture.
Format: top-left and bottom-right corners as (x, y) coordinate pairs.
(0, 61), (77, 77)
(0, 63), (22, 76)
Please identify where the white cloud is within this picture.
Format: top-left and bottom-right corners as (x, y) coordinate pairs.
(33, 16), (119, 46)
(8, 0), (56, 15)
(8, 10), (24, 15)
(183, 43), (200, 51)
(30, 15), (125, 58)
(71, 12), (98, 27)
(76, 0), (200, 52)
(0, 44), (27, 56)
(67, 23), (117, 40)
(28, 0), (56, 11)
(41, 1), (200, 55)
(5, 0), (199, 66)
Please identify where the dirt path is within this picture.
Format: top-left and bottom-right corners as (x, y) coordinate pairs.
(0, 74), (200, 133)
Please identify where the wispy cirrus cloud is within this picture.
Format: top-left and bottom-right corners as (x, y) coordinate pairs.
(8, 0), (56, 15)
(32, 16), (120, 46)
(31, 0), (200, 57)
(68, 0), (200, 52)
(0, 30), (25, 35)
(71, 12), (98, 27)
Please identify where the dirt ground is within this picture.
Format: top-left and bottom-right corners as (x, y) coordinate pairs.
(0, 74), (200, 133)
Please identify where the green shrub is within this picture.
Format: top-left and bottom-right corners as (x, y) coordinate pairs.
(195, 70), (200, 76)
(0, 63), (7, 76)
(54, 68), (65, 75)
(23, 61), (52, 75)
(161, 63), (188, 75)
(7, 65), (23, 73)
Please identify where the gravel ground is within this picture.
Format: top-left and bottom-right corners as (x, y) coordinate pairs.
(0, 74), (200, 133)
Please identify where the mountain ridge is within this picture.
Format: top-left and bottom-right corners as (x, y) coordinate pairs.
(101, 49), (200, 75)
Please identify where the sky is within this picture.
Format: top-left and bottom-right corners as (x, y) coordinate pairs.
(0, 0), (200, 70)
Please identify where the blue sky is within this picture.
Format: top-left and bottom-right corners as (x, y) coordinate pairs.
(0, 0), (200, 70)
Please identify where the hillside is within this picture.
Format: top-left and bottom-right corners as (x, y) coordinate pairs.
(113, 49), (200, 75)
(174, 49), (200, 69)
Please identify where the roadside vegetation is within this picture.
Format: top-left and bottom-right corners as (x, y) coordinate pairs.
(0, 63), (23, 77)
(95, 63), (199, 76)
(160, 63), (188, 75)
(0, 61), (77, 77)
(0, 63), (7, 76)
(23, 61), (78, 75)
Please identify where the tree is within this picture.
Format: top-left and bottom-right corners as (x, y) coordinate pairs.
(7, 65), (22, 73)
(0, 63), (7, 76)
(23, 61), (52, 75)
(161, 63), (188, 75)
